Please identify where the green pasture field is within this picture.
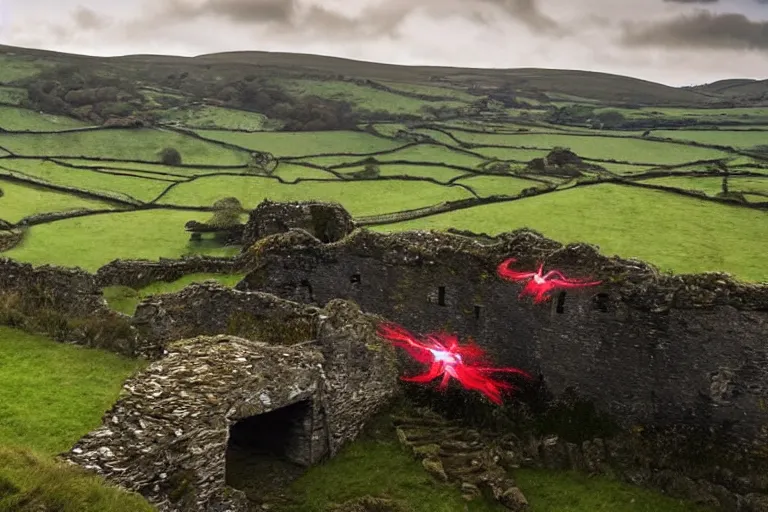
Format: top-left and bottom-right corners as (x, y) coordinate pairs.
(278, 79), (468, 114)
(4, 209), (240, 271)
(411, 128), (462, 146)
(369, 123), (409, 137)
(0, 56), (50, 83)
(103, 273), (245, 315)
(378, 80), (478, 101)
(159, 105), (272, 131)
(291, 154), (370, 167)
(653, 129), (768, 149)
(0, 326), (143, 454)
(195, 129), (401, 157)
(745, 193), (768, 203)
(700, 125), (768, 131)
(0, 87), (27, 105)
(641, 107), (768, 119)
(0, 128), (251, 165)
(373, 183), (768, 282)
(0, 327), (153, 512)
(156, 176), (474, 215)
(0, 178), (116, 223)
(450, 132), (730, 165)
(598, 162), (656, 175)
(374, 143), (487, 168)
(55, 158), (244, 177)
(339, 163), (468, 182)
(455, 175), (542, 197)
(0, 105), (89, 131)
(274, 163), (339, 182)
(641, 176), (768, 197)
(472, 146), (549, 162)
(2, 159), (173, 202)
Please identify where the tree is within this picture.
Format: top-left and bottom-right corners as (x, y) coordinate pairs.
(159, 147), (182, 166)
(206, 197), (246, 228)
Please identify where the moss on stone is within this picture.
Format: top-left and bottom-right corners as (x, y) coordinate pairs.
(225, 313), (316, 345)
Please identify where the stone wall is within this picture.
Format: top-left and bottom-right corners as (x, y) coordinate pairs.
(236, 228), (768, 458)
(0, 257), (107, 318)
(130, 282), (321, 348)
(64, 293), (400, 512)
(95, 255), (246, 289)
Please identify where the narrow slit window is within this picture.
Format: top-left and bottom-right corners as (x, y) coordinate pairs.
(555, 291), (566, 314)
(437, 286), (446, 306)
(593, 293), (610, 312)
(474, 305), (482, 320)
(350, 273), (361, 284)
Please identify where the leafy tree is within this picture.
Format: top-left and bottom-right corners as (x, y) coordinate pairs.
(159, 147), (182, 166)
(206, 197), (246, 228)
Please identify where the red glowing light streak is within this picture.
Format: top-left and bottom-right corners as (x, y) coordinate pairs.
(377, 322), (532, 405)
(496, 258), (601, 304)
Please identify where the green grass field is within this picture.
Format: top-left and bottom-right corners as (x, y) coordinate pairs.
(281, 409), (712, 512)
(455, 175), (543, 197)
(641, 176), (768, 197)
(2, 159), (173, 202)
(0, 128), (251, 164)
(159, 105), (272, 130)
(0, 178), (116, 223)
(374, 143), (487, 168)
(5, 209), (240, 271)
(653, 129), (768, 149)
(54, 158), (243, 177)
(195, 129), (402, 156)
(0, 56), (52, 82)
(156, 176), (474, 214)
(0, 327), (144, 454)
(0, 106), (89, 131)
(449, 132), (730, 164)
(0, 86), (28, 105)
(373, 183), (768, 282)
(340, 163), (468, 182)
(279, 78), (468, 114)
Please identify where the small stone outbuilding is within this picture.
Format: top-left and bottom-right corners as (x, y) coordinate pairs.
(241, 200), (355, 247)
(64, 299), (400, 512)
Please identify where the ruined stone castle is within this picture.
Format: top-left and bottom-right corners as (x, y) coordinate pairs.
(2, 199), (767, 511)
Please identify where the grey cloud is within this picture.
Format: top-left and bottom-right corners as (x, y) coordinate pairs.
(622, 11), (768, 50)
(72, 6), (110, 30)
(123, 0), (561, 39)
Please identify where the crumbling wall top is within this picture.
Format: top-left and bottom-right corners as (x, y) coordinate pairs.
(246, 227), (768, 311)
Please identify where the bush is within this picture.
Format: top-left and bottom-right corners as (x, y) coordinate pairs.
(159, 147), (182, 166)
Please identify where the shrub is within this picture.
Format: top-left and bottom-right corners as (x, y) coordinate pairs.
(159, 147), (182, 166)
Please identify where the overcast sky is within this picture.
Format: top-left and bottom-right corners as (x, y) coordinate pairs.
(1, 0), (767, 86)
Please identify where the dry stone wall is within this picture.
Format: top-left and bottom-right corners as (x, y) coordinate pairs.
(0, 257), (107, 318)
(95, 255), (246, 289)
